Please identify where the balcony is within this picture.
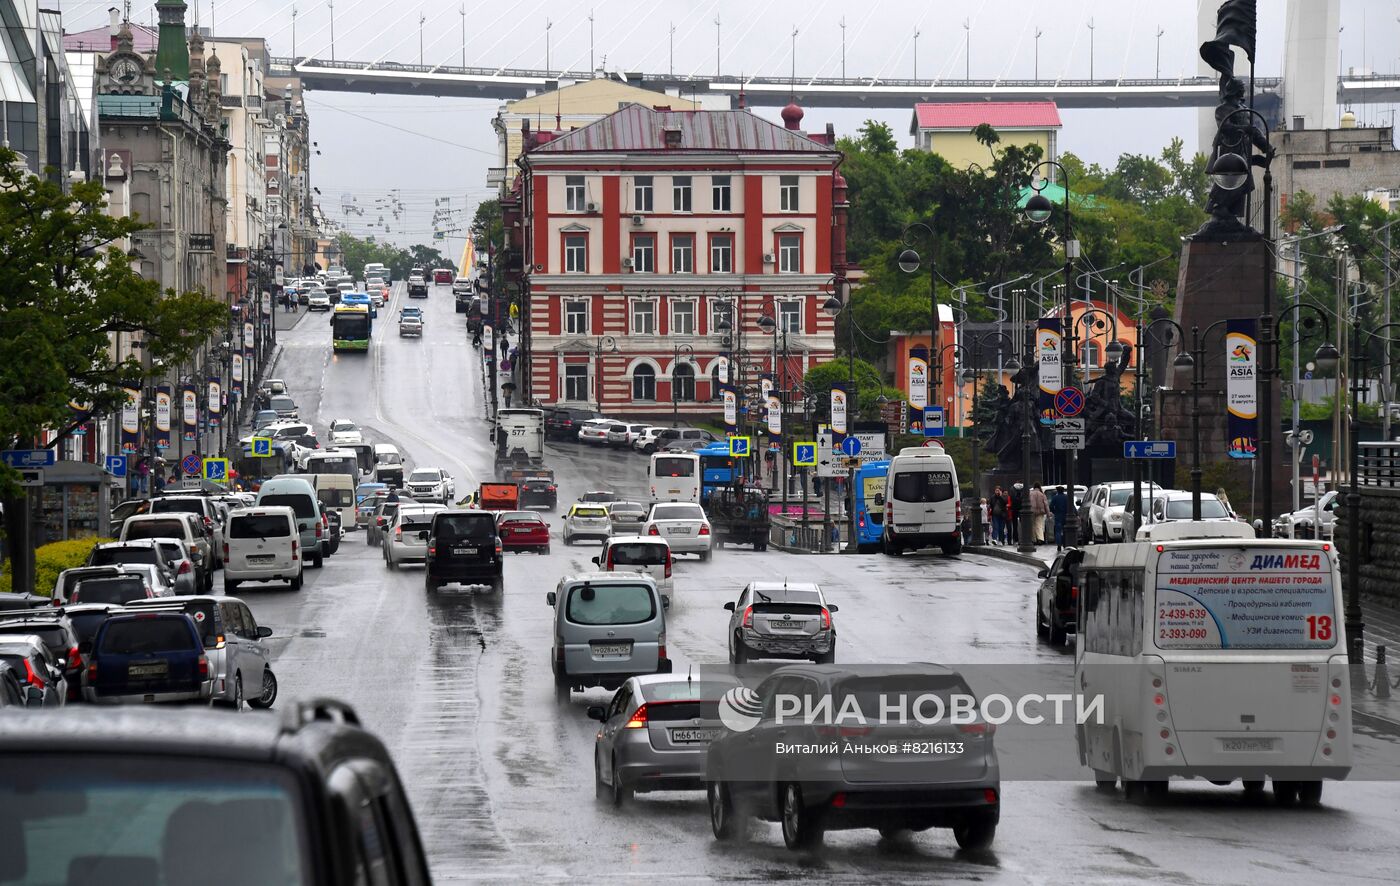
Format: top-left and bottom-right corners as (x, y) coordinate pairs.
(220, 95), (243, 109)
(486, 167), (506, 186)
(245, 95), (263, 111)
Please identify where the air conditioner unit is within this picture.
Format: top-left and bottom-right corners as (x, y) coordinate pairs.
(631, 214), (645, 226)
(762, 252), (776, 264)
(621, 257), (634, 269)
(585, 201), (600, 212)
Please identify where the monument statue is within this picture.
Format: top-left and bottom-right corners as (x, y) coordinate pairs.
(985, 362), (1042, 471)
(1083, 343), (1135, 446)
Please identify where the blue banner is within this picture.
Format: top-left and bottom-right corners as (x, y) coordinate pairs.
(1036, 318), (1062, 426)
(1225, 318), (1258, 459)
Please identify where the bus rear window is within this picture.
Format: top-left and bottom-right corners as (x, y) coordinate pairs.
(1154, 547), (1337, 650)
(653, 456), (695, 477)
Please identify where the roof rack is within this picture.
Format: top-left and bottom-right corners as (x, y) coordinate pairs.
(278, 698), (362, 735)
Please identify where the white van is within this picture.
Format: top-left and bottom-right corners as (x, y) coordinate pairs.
(374, 443), (404, 487)
(592, 536), (674, 598)
(882, 445), (961, 557)
(255, 477), (325, 568)
(301, 448), (359, 485)
(223, 506), (303, 592)
(307, 473), (356, 531)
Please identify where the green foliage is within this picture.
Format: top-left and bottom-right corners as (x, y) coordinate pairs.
(472, 198), (503, 248)
(335, 233), (452, 280)
(0, 537), (112, 596)
(801, 358), (902, 421)
(0, 147), (225, 494)
(969, 375), (1008, 437)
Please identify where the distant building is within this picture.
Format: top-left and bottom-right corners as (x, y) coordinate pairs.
(512, 102), (846, 417)
(910, 102), (1061, 169)
(1, 1), (94, 181)
(490, 78), (701, 194)
(1275, 114), (1400, 220)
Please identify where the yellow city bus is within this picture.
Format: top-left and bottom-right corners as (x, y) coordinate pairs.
(331, 304), (371, 352)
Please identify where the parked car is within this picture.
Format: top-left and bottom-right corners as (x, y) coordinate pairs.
(1136, 490), (1238, 540)
(1035, 549), (1080, 646)
(578, 419), (624, 444)
(642, 502), (713, 560)
(705, 664), (1000, 851)
(632, 427), (667, 453)
(1274, 490), (1338, 539)
(545, 407), (602, 441)
(724, 581), (836, 663)
(607, 422), (651, 447)
(81, 612), (210, 705)
(547, 573), (671, 704)
(126, 596), (277, 709)
(562, 503), (611, 545)
(649, 427), (714, 454)
(0, 634), (65, 706)
(495, 510), (551, 554)
(588, 673), (741, 805)
(0, 614), (83, 701)
(592, 536), (673, 598)
(606, 500), (648, 535)
(384, 504), (447, 569)
(424, 509), (505, 591)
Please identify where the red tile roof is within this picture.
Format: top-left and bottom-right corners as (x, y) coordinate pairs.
(64, 23), (158, 53)
(912, 101), (1061, 131)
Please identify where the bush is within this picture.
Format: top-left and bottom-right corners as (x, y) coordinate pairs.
(0, 536), (112, 596)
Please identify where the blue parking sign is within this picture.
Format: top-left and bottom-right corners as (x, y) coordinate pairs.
(104, 454), (128, 478)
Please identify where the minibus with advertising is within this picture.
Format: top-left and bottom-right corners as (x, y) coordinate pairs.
(1073, 521), (1351, 806)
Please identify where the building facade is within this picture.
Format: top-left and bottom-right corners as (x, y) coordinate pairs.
(910, 102), (1061, 169)
(514, 102), (845, 418)
(1274, 117), (1400, 221)
(2, 2), (94, 182)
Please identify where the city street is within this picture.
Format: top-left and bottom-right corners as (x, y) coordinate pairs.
(234, 283), (1400, 883)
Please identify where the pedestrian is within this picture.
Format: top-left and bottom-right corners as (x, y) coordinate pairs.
(1215, 486), (1236, 519)
(1030, 484), (1049, 544)
(1049, 486), (1069, 550)
(1009, 484), (1023, 544)
(990, 486), (1007, 545)
(978, 497), (990, 542)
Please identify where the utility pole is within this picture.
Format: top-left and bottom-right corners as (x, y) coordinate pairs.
(419, 10), (426, 65)
(589, 10), (595, 73)
(913, 30), (920, 81)
(328, 0), (335, 61)
(292, 5), (297, 58)
(715, 15), (721, 79)
(461, 5), (467, 68)
(1088, 19), (1095, 79)
(545, 18), (552, 75)
(790, 27), (798, 90)
(1155, 26), (1165, 79)
(963, 19), (970, 79)
(1034, 27), (1042, 79)
(840, 18), (846, 80)
(669, 21), (675, 76)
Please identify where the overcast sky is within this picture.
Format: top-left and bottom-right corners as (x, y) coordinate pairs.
(64, 0), (1400, 259)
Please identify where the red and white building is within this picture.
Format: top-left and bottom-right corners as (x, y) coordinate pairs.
(512, 102), (846, 416)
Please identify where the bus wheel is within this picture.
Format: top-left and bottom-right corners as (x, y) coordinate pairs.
(1142, 781), (1169, 804)
(1273, 780), (1299, 806)
(1295, 781), (1323, 807)
(1092, 771), (1116, 792)
(1242, 780), (1266, 799)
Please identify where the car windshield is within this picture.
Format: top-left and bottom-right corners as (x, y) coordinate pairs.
(317, 488), (354, 508)
(72, 578), (147, 604)
(331, 421), (355, 431)
(0, 756), (312, 886)
(434, 515), (496, 542)
(498, 512), (539, 523)
(755, 587), (822, 605)
(270, 397), (296, 410)
(653, 456), (696, 477)
(400, 519), (434, 535)
(837, 674), (971, 715)
(643, 680), (736, 702)
(1166, 498), (1229, 519)
(566, 583), (656, 626)
(408, 471), (440, 483)
(651, 505), (702, 521)
(124, 519), (186, 541)
(149, 499), (202, 516)
(229, 514), (292, 538)
(89, 549), (158, 568)
(572, 507), (607, 519)
(257, 494), (315, 519)
(609, 543), (667, 566)
(891, 469), (955, 503)
(610, 504), (645, 516)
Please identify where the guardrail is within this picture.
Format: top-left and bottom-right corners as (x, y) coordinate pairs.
(1358, 442), (1400, 488)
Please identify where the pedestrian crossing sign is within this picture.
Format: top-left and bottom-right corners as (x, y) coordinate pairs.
(729, 435), (752, 457)
(202, 457), (230, 483)
(793, 441), (818, 467)
(250, 437), (273, 457)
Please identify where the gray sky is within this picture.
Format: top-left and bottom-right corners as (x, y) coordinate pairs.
(63, 0), (1400, 259)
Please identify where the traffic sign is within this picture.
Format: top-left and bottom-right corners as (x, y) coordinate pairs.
(181, 453), (201, 476)
(104, 455), (128, 478)
(840, 436), (862, 457)
(202, 457), (230, 483)
(793, 441), (817, 467)
(923, 406), (945, 438)
(1054, 433), (1085, 450)
(18, 469), (42, 487)
(250, 436), (274, 457)
(1, 449), (55, 469)
(1053, 418), (1084, 434)
(1123, 440), (1176, 459)
(729, 436), (753, 458)
(1055, 386), (1085, 417)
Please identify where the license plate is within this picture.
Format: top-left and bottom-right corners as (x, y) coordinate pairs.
(453, 546), (478, 555)
(768, 620), (805, 631)
(670, 728), (719, 743)
(248, 554), (275, 563)
(667, 527), (688, 535)
(513, 529), (533, 535)
(591, 643), (632, 657)
(1219, 737), (1277, 753)
(127, 662), (168, 678)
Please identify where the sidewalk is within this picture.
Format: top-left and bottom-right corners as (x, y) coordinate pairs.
(274, 306), (308, 331)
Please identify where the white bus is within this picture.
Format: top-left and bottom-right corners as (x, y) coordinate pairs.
(1073, 522), (1351, 806)
(647, 452), (701, 503)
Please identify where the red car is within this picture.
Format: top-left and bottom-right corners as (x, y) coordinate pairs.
(432, 268), (454, 285)
(495, 511), (550, 554)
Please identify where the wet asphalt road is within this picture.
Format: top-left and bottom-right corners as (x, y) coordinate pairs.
(231, 283), (1400, 884)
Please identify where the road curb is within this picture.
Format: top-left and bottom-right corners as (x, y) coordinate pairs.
(1352, 707), (1400, 736)
(966, 545), (1050, 570)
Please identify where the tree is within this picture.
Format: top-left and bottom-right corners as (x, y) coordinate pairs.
(801, 358), (903, 422)
(471, 198), (503, 249)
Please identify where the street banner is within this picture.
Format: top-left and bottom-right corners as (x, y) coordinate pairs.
(207, 378), (222, 429)
(766, 394), (782, 436)
(907, 349), (929, 411)
(760, 374), (773, 401)
(722, 385), (737, 428)
(154, 386), (172, 451)
(830, 384), (849, 436)
(1225, 318), (1258, 459)
(230, 354), (244, 395)
(243, 320), (255, 350)
(1036, 318), (1063, 425)
(120, 386), (140, 453)
(717, 356), (730, 384)
(483, 324), (494, 353)
(182, 385), (198, 440)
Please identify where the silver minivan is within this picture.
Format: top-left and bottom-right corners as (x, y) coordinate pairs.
(547, 573), (671, 704)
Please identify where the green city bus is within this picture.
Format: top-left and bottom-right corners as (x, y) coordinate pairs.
(332, 304), (372, 352)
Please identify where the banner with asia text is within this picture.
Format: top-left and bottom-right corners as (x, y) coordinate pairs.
(207, 378), (222, 429)
(154, 386), (172, 451)
(1036, 319), (1062, 425)
(721, 385), (737, 428)
(120, 387), (140, 453)
(182, 385), (198, 441)
(766, 394), (782, 436)
(1225, 318), (1258, 459)
(830, 384), (849, 435)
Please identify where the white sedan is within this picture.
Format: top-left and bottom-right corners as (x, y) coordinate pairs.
(328, 419), (363, 445)
(577, 419), (622, 444)
(642, 502), (712, 560)
(307, 291), (332, 311)
(1136, 491), (1239, 540)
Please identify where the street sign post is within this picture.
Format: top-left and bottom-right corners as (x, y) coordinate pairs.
(729, 436), (752, 457)
(1, 449), (56, 469)
(923, 406), (945, 438)
(1053, 418), (1085, 434)
(250, 437), (274, 457)
(1054, 386), (1085, 417)
(793, 441), (817, 467)
(103, 455), (128, 478)
(816, 432), (839, 478)
(18, 469), (43, 487)
(840, 436), (862, 457)
(1123, 440), (1177, 459)
(181, 453), (201, 476)
(1054, 433), (1085, 451)
(202, 458), (230, 484)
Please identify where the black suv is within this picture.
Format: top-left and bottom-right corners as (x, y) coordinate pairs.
(424, 510), (503, 592)
(544, 407), (601, 441)
(0, 701), (430, 884)
(1035, 548), (1081, 646)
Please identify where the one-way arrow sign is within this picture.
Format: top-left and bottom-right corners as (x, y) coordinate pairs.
(2, 449), (56, 469)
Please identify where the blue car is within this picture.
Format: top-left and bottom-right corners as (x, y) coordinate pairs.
(340, 292), (376, 318)
(82, 613), (211, 705)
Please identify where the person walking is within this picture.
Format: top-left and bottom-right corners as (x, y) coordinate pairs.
(1215, 487), (1236, 519)
(1049, 486), (1069, 550)
(1030, 484), (1049, 544)
(1009, 484), (1023, 544)
(989, 486), (1007, 545)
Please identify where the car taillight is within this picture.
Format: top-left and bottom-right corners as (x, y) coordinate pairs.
(626, 704), (649, 728)
(197, 655), (209, 679)
(395, 526), (402, 540)
(647, 525), (659, 536)
(315, 522), (323, 539)
(955, 498), (962, 521)
(958, 722), (996, 735)
(203, 516), (214, 532)
(820, 608), (832, 630)
(742, 606), (753, 628)
(548, 485), (557, 492)
(22, 658), (44, 688)
(699, 524), (710, 536)
(291, 540), (299, 560)
(1070, 585), (1079, 600)
(68, 645), (82, 671)
(87, 660), (98, 681)
(178, 561), (192, 575)
(658, 630), (667, 660)
(664, 551), (672, 579)
(222, 543), (229, 560)
(605, 550), (615, 570)
(213, 634), (226, 650)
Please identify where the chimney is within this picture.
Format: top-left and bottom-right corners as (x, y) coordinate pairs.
(109, 7), (121, 35)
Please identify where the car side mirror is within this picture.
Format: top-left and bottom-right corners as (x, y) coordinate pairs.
(546, 591), (557, 606)
(257, 625), (273, 638)
(827, 604), (839, 613)
(586, 705), (608, 722)
(723, 601), (735, 611)
(663, 596), (671, 609)
(1037, 568), (1049, 579)
(590, 556), (600, 565)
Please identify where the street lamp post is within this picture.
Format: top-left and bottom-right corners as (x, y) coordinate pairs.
(1130, 317), (1190, 539)
(1346, 322), (1400, 653)
(1186, 321), (1231, 520)
(672, 343), (695, 427)
(899, 223), (943, 407)
(759, 308), (794, 510)
(1017, 319), (1039, 553)
(594, 335), (618, 413)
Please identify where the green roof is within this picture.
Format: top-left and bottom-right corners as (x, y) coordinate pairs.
(1016, 182), (1102, 210)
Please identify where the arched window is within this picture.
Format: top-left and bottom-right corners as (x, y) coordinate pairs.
(672, 363), (696, 402)
(1081, 341), (1101, 371)
(632, 364), (656, 401)
(711, 364), (724, 400)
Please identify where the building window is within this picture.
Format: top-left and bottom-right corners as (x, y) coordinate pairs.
(564, 234), (587, 273)
(1082, 341), (1101, 370)
(710, 298), (733, 336)
(778, 233), (801, 273)
(632, 235), (655, 272)
(779, 300), (803, 334)
(710, 235), (733, 273)
(565, 175), (586, 212)
(672, 176), (692, 212)
(631, 299), (656, 335)
(712, 175), (732, 211)
(564, 365), (589, 402)
(672, 363), (696, 401)
(564, 300), (589, 334)
(671, 299), (695, 335)
(671, 234), (694, 273)
(633, 176), (654, 212)
(779, 175), (800, 211)
(632, 364), (657, 401)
